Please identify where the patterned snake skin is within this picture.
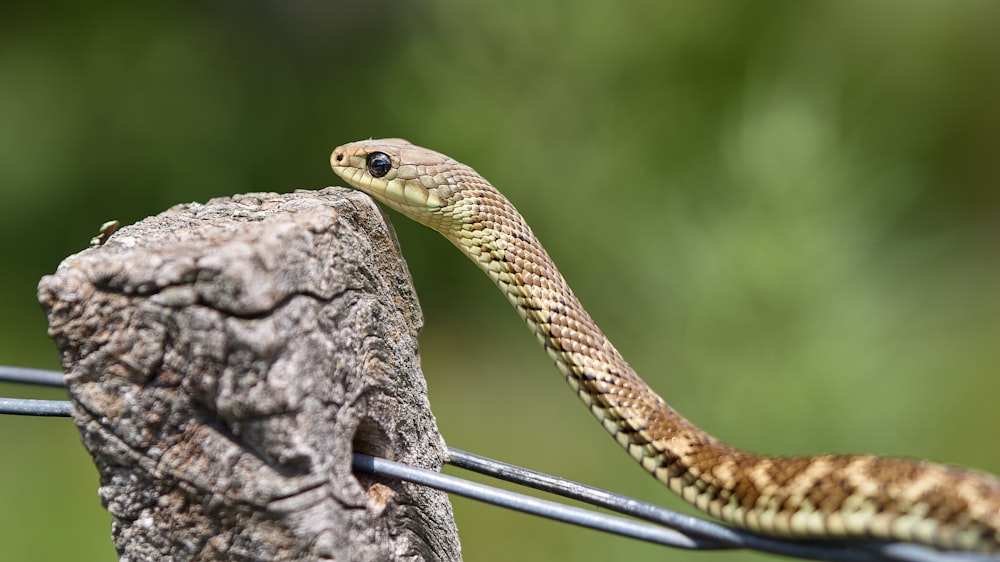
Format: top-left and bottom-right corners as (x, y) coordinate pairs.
(331, 138), (1000, 552)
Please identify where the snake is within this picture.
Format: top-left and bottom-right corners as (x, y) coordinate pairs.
(330, 138), (1000, 552)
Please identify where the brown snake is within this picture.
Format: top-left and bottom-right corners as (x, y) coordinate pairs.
(331, 138), (1000, 552)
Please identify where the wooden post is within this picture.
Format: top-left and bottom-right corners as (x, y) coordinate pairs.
(38, 188), (461, 561)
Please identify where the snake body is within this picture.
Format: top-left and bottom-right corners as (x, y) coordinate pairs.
(331, 138), (1000, 552)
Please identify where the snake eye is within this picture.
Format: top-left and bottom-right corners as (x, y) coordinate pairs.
(366, 152), (392, 178)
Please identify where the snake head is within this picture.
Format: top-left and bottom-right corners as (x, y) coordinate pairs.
(331, 138), (472, 232)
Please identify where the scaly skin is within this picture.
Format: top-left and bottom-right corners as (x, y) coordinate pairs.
(331, 138), (1000, 552)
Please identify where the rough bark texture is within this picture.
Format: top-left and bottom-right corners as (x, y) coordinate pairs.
(37, 187), (461, 562)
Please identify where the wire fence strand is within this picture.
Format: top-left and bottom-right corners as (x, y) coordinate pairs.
(0, 366), (67, 387)
(2, 364), (998, 562)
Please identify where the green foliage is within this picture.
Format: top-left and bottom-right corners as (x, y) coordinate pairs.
(1, 2), (998, 560)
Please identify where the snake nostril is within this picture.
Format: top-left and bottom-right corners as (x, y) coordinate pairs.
(334, 151), (344, 162)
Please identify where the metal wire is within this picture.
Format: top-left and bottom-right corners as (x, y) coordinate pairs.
(357, 452), (721, 551)
(447, 448), (884, 561)
(0, 365), (66, 387)
(2, 365), (998, 562)
(0, 397), (73, 416)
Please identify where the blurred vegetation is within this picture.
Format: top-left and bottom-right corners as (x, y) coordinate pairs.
(1, 1), (998, 560)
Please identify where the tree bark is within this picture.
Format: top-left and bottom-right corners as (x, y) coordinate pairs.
(38, 187), (461, 562)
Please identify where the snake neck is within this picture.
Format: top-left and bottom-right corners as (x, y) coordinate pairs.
(441, 189), (1000, 552)
(444, 190), (730, 482)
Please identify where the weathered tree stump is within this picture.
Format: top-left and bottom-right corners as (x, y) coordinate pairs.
(37, 187), (461, 561)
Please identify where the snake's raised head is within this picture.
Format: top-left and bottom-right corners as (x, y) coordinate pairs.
(331, 138), (473, 233)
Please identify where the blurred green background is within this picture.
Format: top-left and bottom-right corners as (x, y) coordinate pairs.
(2, 1), (999, 560)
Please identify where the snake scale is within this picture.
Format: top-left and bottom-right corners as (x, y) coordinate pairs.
(331, 138), (1000, 552)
